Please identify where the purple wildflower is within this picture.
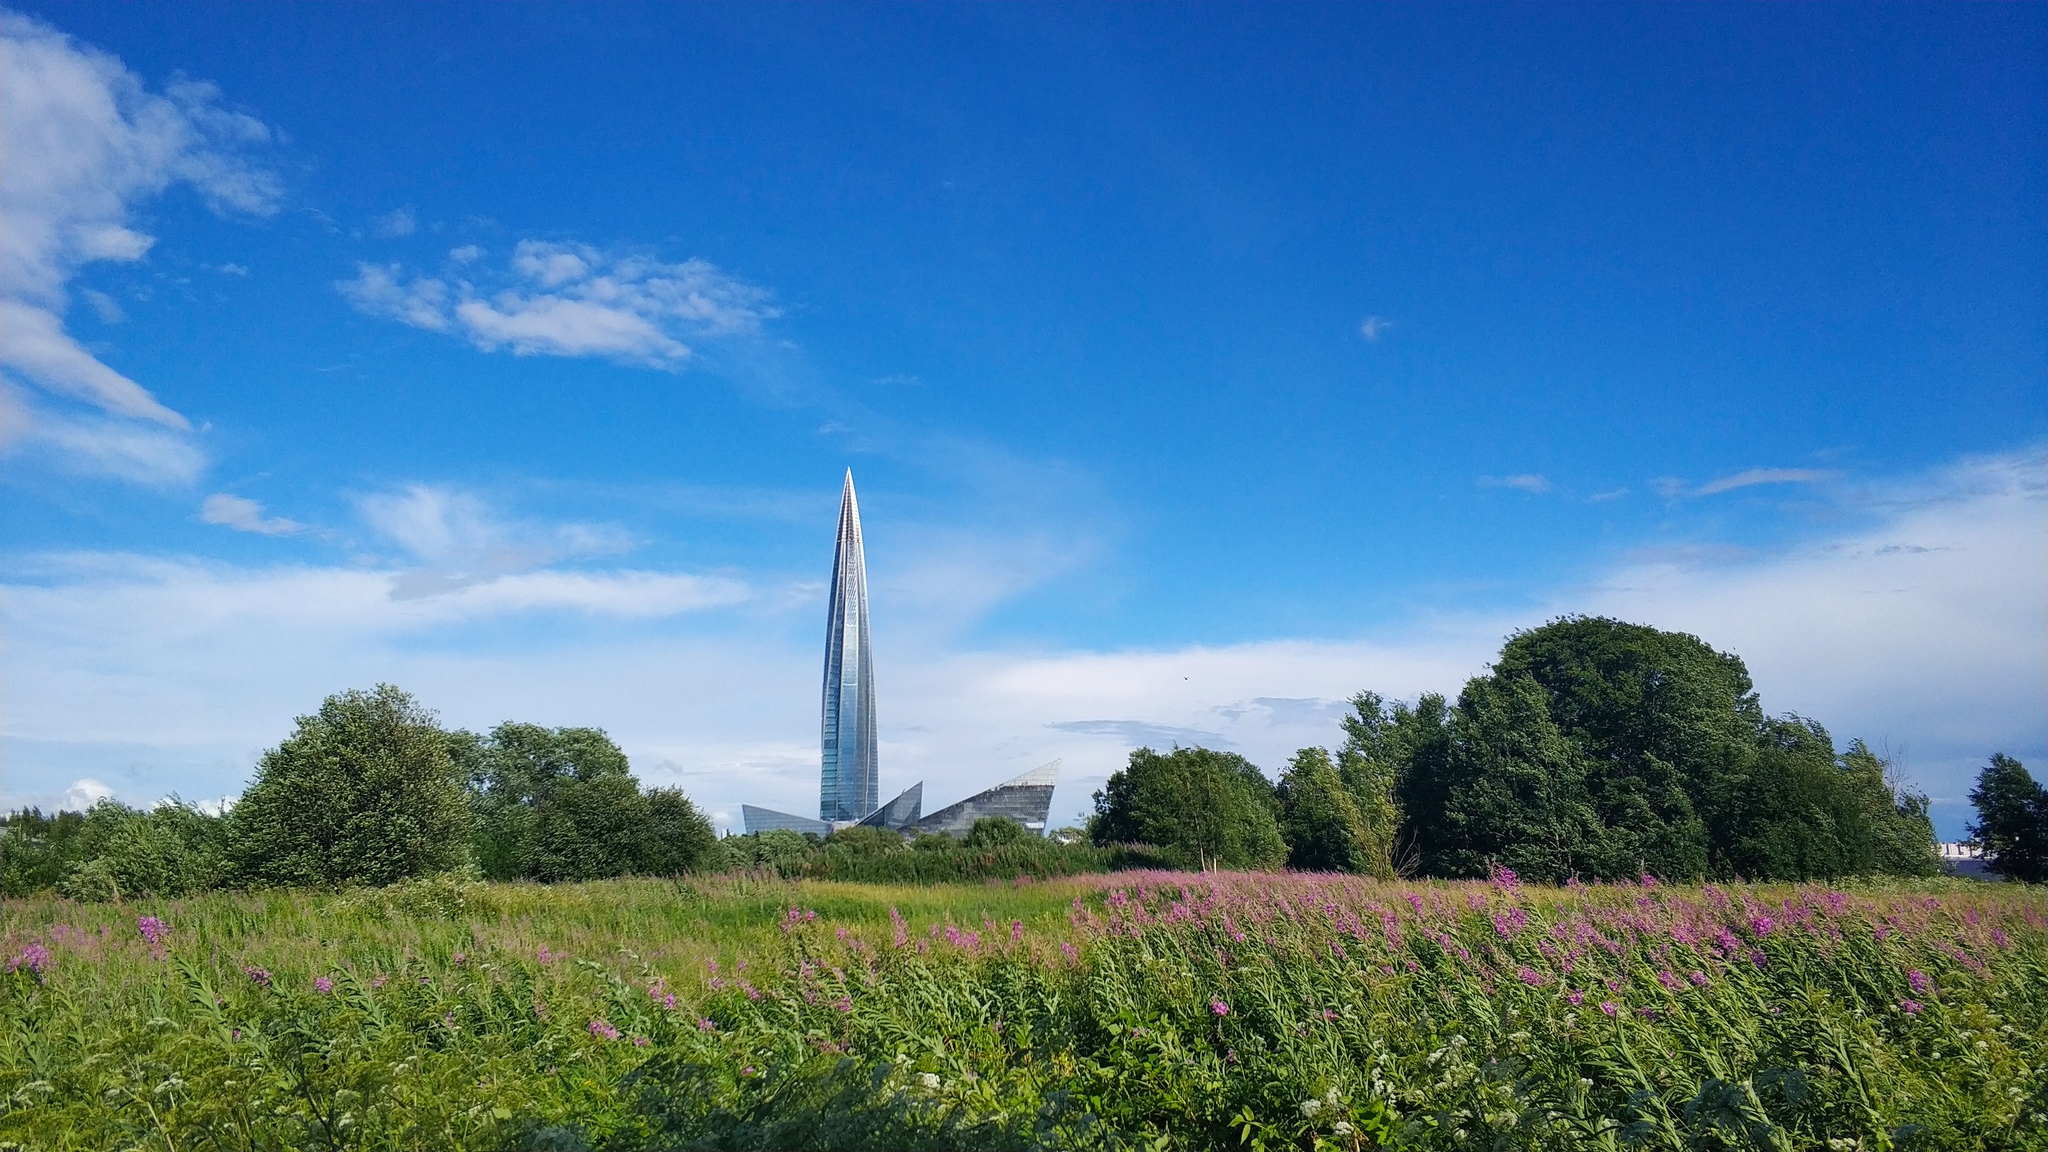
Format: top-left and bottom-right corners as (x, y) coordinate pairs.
(8, 943), (52, 977)
(1656, 970), (1680, 991)
(588, 1018), (621, 1040)
(244, 966), (272, 988)
(1748, 914), (1776, 936)
(697, 1017), (718, 1032)
(1599, 1001), (1618, 1017)
(1211, 1000), (1230, 1016)
(1906, 969), (1932, 995)
(1689, 970), (1710, 987)
(137, 916), (168, 946)
(1566, 990), (1585, 1007)
(315, 976), (334, 995)
(1899, 999), (1924, 1015)
(1517, 966), (1545, 987)
(835, 996), (853, 1013)
(634, 1036), (650, 1047)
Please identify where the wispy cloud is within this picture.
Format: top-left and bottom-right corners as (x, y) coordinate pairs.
(356, 484), (637, 599)
(200, 493), (302, 535)
(1479, 473), (1551, 493)
(1695, 467), (1835, 496)
(1359, 315), (1392, 341)
(0, 10), (278, 481)
(338, 241), (778, 367)
(370, 205), (417, 238)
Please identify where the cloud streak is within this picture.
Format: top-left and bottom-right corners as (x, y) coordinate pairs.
(339, 241), (778, 367)
(200, 494), (302, 535)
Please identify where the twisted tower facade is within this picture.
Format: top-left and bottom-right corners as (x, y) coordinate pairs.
(820, 471), (878, 822)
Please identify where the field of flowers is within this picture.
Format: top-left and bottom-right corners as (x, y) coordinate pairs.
(4, 870), (2043, 1151)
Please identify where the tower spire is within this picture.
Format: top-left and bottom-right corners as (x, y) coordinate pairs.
(820, 470), (878, 822)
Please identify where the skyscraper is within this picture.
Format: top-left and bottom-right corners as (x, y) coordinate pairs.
(819, 470), (878, 822)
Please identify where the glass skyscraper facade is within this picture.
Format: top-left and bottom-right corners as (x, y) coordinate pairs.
(819, 471), (879, 822)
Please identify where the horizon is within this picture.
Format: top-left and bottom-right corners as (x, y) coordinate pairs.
(2, 4), (2042, 839)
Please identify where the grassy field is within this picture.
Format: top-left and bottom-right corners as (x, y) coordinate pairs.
(4, 871), (2043, 1150)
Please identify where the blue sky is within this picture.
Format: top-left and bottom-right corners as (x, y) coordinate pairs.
(3, 4), (2042, 838)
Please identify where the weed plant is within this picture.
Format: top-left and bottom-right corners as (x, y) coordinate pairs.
(3, 872), (2041, 1150)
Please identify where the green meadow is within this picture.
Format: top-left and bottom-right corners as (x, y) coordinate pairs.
(6, 872), (2043, 1151)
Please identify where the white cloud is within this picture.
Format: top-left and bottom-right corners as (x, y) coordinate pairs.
(337, 263), (450, 331)
(0, 10), (278, 479)
(1694, 467), (1836, 496)
(1359, 315), (1392, 341)
(200, 493), (302, 535)
(371, 205), (417, 237)
(337, 241), (778, 367)
(1479, 473), (1551, 493)
(211, 262), (250, 277)
(80, 287), (124, 323)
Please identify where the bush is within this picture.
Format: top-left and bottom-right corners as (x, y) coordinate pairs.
(965, 817), (1028, 849)
(1090, 747), (1286, 871)
(57, 800), (225, 900)
(227, 685), (470, 888)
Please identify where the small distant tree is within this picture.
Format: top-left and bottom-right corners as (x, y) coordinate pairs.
(1969, 754), (2048, 884)
(0, 808), (91, 896)
(228, 686), (469, 887)
(1091, 747), (1286, 871)
(1277, 748), (1372, 873)
(966, 816), (1029, 849)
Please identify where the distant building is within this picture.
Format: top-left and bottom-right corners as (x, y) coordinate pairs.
(739, 472), (1059, 838)
(910, 760), (1060, 837)
(820, 470), (878, 823)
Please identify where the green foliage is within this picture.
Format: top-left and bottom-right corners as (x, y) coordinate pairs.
(1970, 753), (2048, 883)
(1379, 618), (1942, 882)
(717, 829), (818, 875)
(0, 808), (90, 896)
(224, 685), (469, 888)
(58, 800), (227, 901)
(1090, 747), (1287, 871)
(464, 721), (718, 882)
(1275, 748), (1373, 873)
(965, 816), (1028, 849)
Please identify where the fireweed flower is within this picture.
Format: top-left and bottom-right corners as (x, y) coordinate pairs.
(588, 1018), (621, 1040)
(137, 916), (168, 946)
(8, 944), (51, 976)
(245, 966), (272, 988)
(697, 1018), (717, 1032)
(1517, 966), (1545, 987)
(1211, 1000), (1231, 1016)
(1689, 970), (1710, 987)
(315, 976), (334, 994)
(1566, 991), (1585, 1007)
(1900, 999), (1924, 1015)
(1907, 969), (1932, 995)
(1600, 1001), (1619, 1017)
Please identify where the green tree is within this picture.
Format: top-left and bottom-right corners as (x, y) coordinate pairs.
(1090, 747), (1286, 871)
(1969, 753), (2048, 884)
(643, 788), (720, 876)
(0, 808), (90, 896)
(966, 816), (1028, 849)
(1333, 692), (1406, 877)
(528, 774), (652, 882)
(228, 685), (469, 887)
(1276, 747), (1373, 873)
(59, 800), (226, 900)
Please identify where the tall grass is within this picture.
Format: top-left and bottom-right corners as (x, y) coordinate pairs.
(4, 873), (2041, 1150)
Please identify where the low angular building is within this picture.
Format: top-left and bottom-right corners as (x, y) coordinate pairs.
(907, 760), (1060, 837)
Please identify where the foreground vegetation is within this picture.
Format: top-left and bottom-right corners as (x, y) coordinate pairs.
(5, 872), (2042, 1151)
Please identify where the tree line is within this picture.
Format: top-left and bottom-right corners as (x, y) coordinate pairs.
(1089, 617), (2045, 883)
(4, 616), (2042, 896)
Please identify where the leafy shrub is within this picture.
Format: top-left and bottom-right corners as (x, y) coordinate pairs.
(227, 685), (470, 887)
